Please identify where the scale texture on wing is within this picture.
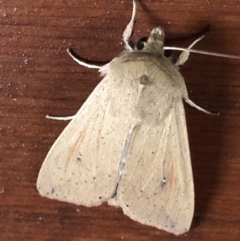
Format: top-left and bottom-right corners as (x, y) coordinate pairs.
(37, 77), (136, 206)
(117, 99), (194, 235)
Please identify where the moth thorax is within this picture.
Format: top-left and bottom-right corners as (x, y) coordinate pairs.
(143, 42), (164, 56)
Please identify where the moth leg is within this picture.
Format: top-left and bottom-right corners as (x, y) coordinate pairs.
(175, 35), (205, 66)
(184, 97), (219, 115)
(175, 30), (209, 66)
(46, 114), (76, 121)
(48, 49), (102, 122)
(123, 0), (137, 50)
(67, 49), (102, 69)
(183, 85), (218, 115)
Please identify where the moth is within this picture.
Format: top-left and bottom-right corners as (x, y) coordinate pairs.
(37, 0), (240, 235)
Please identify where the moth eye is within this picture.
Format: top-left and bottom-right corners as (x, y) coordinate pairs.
(164, 41), (172, 58)
(136, 36), (148, 50)
(136, 41), (144, 50)
(164, 49), (172, 58)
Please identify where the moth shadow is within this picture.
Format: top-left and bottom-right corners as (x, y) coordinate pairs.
(182, 37), (233, 230)
(138, 0), (212, 41)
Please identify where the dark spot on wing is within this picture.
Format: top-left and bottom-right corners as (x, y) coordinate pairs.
(161, 177), (166, 187)
(77, 153), (82, 162)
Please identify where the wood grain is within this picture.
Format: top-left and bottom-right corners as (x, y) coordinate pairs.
(1, 0), (240, 240)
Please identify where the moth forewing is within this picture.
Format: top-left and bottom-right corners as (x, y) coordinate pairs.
(37, 78), (134, 206)
(107, 53), (194, 235)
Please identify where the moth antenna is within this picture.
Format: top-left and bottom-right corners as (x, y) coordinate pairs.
(164, 46), (240, 59)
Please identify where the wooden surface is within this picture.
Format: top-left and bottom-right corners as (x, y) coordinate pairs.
(1, 0), (240, 240)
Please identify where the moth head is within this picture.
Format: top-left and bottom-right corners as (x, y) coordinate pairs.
(135, 27), (172, 58)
